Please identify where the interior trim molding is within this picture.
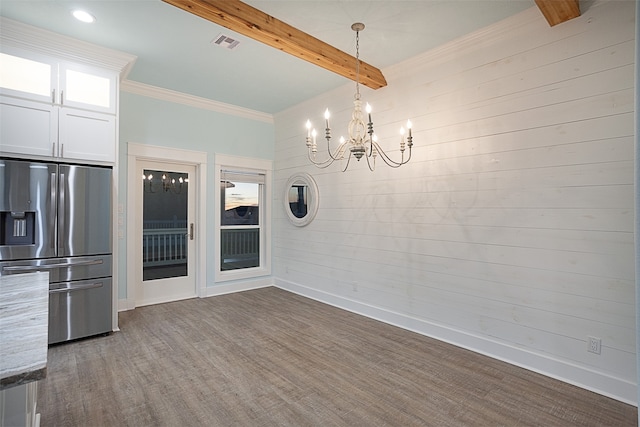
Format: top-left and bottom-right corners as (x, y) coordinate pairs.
(199, 277), (273, 298)
(0, 17), (137, 77)
(274, 278), (638, 406)
(120, 80), (274, 124)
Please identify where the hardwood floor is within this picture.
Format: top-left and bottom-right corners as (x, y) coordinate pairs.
(38, 287), (636, 426)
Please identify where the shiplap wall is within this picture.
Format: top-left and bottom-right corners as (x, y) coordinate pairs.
(272, 0), (636, 404)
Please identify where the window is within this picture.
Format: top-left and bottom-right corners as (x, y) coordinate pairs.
(215, 155), (271, 281)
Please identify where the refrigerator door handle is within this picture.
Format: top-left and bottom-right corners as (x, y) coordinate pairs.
(2, 258), (104, 272)
(58, 172), (65, 253)
(50, 282), (104, 294)
(50, 172), (57, 249)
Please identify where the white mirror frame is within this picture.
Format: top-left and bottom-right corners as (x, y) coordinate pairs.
(284, 172), (319, 227)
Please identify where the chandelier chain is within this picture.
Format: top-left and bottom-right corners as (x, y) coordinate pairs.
(355, 30), (360, 100)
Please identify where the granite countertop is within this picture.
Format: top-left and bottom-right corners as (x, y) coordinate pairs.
(0, 271), (49, 390)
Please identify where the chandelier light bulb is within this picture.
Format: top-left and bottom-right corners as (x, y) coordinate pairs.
(400, 126), (405, 136)
(148, 174), (153, 180)
(305, 120), (312, 138)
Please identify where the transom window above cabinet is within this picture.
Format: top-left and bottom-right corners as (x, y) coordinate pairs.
(0, 49), (116, 115)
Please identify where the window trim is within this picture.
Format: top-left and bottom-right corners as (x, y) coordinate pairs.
(214, 154), (272, 282)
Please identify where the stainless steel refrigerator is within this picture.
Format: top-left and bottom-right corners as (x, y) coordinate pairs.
(0, 158), (112, 344)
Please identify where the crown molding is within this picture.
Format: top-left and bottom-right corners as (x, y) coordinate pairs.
(0, 17), (137, 78)
(120, 79), (273, 124)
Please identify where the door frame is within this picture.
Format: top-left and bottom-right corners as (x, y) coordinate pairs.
(126, 142), (207, 309)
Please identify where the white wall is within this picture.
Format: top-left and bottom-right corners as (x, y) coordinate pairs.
(273, 1), (637, 404)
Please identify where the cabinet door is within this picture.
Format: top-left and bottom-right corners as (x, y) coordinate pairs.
(59, 62), (117, 114)
(58, 108), (116, 163)
(0, 50), (56, 104)
(0, 96), (58, 158)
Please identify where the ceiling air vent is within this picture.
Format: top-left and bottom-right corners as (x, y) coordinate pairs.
(212, 34), (240, 50)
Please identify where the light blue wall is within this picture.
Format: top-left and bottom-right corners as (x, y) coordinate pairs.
(117, 92), (274, 300)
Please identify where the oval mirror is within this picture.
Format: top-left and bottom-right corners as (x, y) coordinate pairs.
(284, 173), (318, 226)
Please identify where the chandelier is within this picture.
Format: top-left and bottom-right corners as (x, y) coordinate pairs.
(142, 171), (188, 194)
(305, 22), (413, 172)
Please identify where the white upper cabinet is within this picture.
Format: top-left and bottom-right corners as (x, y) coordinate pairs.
(0, 18), (136, 164)
(0, 48), (118, 163)
(0, 51), (56, 103)
(59, 62), (117, 114)
(0, 50), (117, 115)
(0, 97), (58, 158)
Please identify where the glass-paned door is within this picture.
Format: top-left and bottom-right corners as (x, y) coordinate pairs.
(136, 160), (196, 306)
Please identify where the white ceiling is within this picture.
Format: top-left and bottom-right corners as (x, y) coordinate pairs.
(0, 0), (535, 114)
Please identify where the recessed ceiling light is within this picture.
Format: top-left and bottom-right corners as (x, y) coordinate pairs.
(72, 10), (96, 23)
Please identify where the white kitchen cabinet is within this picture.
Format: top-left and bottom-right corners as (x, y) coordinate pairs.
(0, 97), (58, 158)
(1, 50), (117, 114)
(0, 94), (116, 163)
(0, 49), (117, 163)
(59, 108), (116, 163)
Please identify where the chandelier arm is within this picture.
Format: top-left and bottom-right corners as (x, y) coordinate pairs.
(341, 150), (354, 172)
(308, 138), (350, 168)
(307, 153), (336, 168)
(308, 151), (337, 168)
(364, 149), (376, 171)
(370, 140), (412, 168)
(325, 137), (349, 161)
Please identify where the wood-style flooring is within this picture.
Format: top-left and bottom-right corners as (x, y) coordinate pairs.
(38, 287), (637, 426)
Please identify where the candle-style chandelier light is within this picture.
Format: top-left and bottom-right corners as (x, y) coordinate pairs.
(305, 22), (413, 172)
(142, 171), (188, 194)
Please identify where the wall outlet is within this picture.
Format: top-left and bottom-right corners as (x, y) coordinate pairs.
(587, 336), (601, 355)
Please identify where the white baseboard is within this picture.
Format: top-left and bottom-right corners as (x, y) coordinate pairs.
(199, 277), (273, 298)
(117, 298), (136, 312)
(274, 278), (638, 406)
(117, 277), (273, 311)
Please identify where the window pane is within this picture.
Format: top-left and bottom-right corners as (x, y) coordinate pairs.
(221, 180), (259, 225)
(65, 69), (111, 108)
(221, 228), (260, 270)
(0, 53), (51, 97)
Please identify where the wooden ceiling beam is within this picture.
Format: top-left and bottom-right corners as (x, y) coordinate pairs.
(162, 0), (387, 89)
(534, 0), (581, 26)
